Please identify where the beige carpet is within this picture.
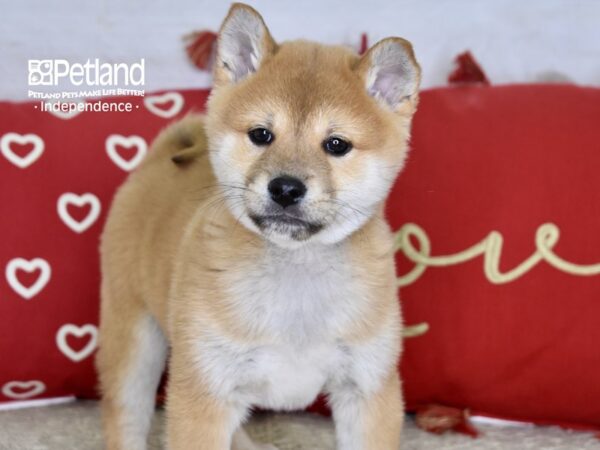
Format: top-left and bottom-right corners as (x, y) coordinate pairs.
(0, 400), (599, 450)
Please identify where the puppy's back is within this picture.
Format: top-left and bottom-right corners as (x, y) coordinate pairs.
(99, 115), (213, 331)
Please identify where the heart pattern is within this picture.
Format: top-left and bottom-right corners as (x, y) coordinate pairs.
(0, 132), (45, 169)
(144, 92), (184, 118)
(0, 90), (211, 404)
(1, 380), (46, 400)
(57, 192), (101, 233)
(56, 323), (98, 362)
(5, 258), (52, 300)
(105, 134), (147, 171)
(55, 324), (98, 362)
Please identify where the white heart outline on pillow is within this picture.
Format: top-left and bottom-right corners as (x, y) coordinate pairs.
(0, 132), (45, 169)
(56, 324), (98, 363)
(1, 380), (46, 400)
(5, 258), (52, 300)
(57, 192), (101, 234)
(144, 92), (184, 118)
(45, 99), (85, 120)
(105, 134), (147, 171)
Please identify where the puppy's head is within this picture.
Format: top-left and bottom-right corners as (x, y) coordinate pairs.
(205, 3), (420, 248)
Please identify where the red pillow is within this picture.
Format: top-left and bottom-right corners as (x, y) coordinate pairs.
(0, 90), (209, 404)
(388, 84), (600, 430)
(2, 84), (599, 434)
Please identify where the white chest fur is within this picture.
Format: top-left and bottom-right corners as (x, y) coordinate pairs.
(192, 243), (398, 411)
(201, 338), (344, 410)
(229, 243), (365, 341)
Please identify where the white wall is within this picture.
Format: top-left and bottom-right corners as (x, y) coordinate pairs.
(1, 0), (599, 100)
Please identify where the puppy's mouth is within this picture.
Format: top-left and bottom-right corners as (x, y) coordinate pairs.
(249, 213), (323, 239)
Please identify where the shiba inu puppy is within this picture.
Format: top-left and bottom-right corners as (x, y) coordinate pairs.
(97, 3), (420, 450)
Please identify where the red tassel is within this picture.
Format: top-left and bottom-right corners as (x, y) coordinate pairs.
(184, 30), (218, 70)
(415, 404), (480, 438)
(359, 33), (369, 55)
(448, 51), (490, 85)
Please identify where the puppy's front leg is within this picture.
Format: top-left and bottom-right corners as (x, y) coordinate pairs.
(329, 370), (404, 450)
(166, 348), (245, 450)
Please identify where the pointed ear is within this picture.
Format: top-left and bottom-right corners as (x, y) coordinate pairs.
(214, 3), (276, 86)
(355, 37), (421, 111)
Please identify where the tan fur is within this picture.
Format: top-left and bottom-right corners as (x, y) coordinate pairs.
(362, 372), (404, 449)
(97, 3), (420, 450)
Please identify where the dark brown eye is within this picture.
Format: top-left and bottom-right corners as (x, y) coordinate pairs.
(323, 136), (352, 156)
(248, 128), (274, 146)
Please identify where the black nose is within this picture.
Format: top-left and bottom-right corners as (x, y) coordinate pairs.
(268, 176), (307, 208)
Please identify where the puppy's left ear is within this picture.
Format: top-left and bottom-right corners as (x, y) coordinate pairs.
(214, 3), (277, 86)
(355, 37), (421, 112)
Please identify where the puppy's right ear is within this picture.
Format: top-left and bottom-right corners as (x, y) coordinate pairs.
(355, 37), (421, 113)
(214, 3), (276, 86)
